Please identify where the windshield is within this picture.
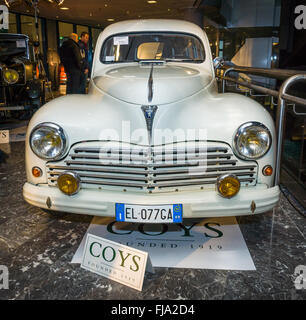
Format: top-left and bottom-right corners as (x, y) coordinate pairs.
(0, 39), (28, 59)
(100, 32), (205, 64)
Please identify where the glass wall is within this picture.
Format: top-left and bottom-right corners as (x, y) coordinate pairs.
(6, 10), (103, 75)
(8, 13), (17, 34)
(46, 20), (57, 51)
(92, 28), (102, 53)
(58, 22), (73, 46)
(20, 15), (44, 54)
(76, 25), (89, 39)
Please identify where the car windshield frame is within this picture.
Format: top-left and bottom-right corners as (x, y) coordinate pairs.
(100, 31), (206, 64)
(0, 38), (29, 60)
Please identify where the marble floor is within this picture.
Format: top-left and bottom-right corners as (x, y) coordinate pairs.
(0, 139), (305, 300)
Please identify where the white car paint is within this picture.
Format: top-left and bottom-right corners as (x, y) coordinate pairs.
(23, 19), (280, 219)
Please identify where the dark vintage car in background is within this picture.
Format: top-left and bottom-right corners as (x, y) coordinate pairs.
(0, 33), (45, 120)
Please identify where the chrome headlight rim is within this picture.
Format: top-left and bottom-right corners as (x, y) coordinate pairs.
(30, 122), (68, 160)
(3, 68), (19, 85)
(233, 121), (272, 160)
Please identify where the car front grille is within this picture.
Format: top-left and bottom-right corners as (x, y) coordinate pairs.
(46, 141), (258, 193)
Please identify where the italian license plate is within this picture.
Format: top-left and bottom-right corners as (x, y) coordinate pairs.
(115, 203), (183, 223)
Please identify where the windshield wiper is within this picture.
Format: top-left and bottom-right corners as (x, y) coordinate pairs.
(164, 58), (202, 63)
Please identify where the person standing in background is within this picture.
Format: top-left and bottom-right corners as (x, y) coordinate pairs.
(59, 33), (83, 94)
(78, 32), (90, 94)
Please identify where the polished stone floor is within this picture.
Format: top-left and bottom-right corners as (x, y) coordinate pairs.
(0, 138), (305, 300)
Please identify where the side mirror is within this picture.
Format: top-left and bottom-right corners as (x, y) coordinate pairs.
(213, 57), (225, 69)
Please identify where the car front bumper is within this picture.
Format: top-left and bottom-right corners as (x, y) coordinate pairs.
(23, 182), (280, 219)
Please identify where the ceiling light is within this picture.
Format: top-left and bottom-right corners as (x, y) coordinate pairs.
(147, 1), (157, 3)
(4, 0), (23, 7)
(60, 7), (69, 10)
(107, 18), (115, 22)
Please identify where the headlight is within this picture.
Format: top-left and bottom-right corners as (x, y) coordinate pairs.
(3, 68), (19, 84)
(234, 122), (272, 160)
(30, 123), (68, 160)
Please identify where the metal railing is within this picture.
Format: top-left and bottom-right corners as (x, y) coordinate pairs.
(215, 64), (306, 187)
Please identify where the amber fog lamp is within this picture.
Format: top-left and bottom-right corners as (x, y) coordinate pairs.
(32, 167), (42, 178)
(57, 172), (80, 196)
(263, 165), (273, 176)
(216, 174), (240, 199)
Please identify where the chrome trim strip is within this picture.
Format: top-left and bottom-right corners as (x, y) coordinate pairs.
(49, 171), (147, 182)
(157, 178), (253, 188)
(148, 63), (154, 103)
(47, 165), (147, 175)
(48, 170), (255, 182)
(73, 146), (229, 154)
(64, 159), (238, 168)
(153, 172), (255, 182)
(70, 153), (148, 162)
(49, 177), (254, 189)
(74, 147), (148, 155)
(47, 164), (256, 175)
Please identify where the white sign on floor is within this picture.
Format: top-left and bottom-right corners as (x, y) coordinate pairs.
(81, 234), (153, 291)
(72, 216), (255, 271)
(0, 130), (9, 144)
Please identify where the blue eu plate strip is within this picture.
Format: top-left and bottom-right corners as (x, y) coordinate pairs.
(173, 204), (183, 222)
(115, 203), (125, 221)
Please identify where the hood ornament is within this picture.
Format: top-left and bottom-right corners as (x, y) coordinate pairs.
(141, 105), (158, 145)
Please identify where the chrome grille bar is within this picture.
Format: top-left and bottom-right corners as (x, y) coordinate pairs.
(47, 142), (258, 192)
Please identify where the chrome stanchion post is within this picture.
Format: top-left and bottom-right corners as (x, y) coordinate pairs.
(274, 74), (306, 186)
(222, 67), (234, 93)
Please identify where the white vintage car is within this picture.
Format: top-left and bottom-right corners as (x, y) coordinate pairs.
(23, 19), (280, 224)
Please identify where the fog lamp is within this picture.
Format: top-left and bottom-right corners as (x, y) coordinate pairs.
(216, 174), (240, 198)
(57, 172), (80, 196)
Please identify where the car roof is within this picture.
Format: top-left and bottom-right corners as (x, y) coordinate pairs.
(0, 33), (29, 40)
(101, 19), (205, 39)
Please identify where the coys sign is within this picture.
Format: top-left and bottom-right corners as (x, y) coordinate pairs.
(81, 234), (153, 291)
(73, 217), (256, 271)
(107, 220), (223, 239)
(0, 265), (9, 290)
(0, 130), (9, 144)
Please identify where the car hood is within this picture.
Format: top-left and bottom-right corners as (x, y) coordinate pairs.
(92, 64), (213, 105)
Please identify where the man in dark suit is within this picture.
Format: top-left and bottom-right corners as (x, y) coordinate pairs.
(78, 31), (90, 94)
(60, 33), (83, 94)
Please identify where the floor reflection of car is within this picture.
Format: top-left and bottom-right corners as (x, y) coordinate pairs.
(0, 33), (45, 119)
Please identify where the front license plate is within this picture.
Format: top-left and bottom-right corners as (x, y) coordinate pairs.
(115, 204), (183, 223)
